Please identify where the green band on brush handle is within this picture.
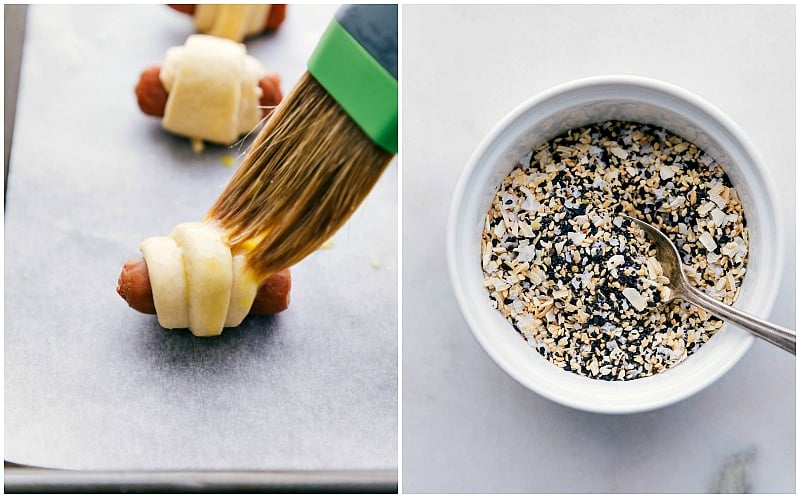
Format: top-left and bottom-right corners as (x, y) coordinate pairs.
(307, 18), (398, 154)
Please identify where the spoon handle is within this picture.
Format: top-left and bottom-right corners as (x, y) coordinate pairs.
(684, 287), (795, 354)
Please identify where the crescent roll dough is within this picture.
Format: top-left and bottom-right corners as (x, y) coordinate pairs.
(193, 4), (273, 42)
(139, 221), (260, 337)
(159, 35), (266, 151)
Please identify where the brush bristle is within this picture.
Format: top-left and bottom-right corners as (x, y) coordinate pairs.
(208, 72), (394, 280)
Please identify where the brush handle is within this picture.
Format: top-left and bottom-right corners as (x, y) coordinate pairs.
(307, 4), (398, 153)
(335, 4), (398, 79)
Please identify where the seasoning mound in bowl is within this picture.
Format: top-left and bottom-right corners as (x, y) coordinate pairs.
(481, 120), (749, 381)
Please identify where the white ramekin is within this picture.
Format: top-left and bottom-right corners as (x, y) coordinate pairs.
(447, 75), (783, 414)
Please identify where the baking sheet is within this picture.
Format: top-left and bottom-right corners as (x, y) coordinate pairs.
(4, 4), (397, 474)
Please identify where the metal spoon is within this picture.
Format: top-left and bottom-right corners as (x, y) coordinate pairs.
(624, 216), (795, 354)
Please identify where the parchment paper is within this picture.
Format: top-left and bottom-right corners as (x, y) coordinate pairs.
(4, 4), (397, 473)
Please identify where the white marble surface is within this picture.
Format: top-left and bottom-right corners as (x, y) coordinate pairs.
(401, 5), (795, 493)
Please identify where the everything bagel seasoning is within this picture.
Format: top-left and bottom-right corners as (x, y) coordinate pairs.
(481, 121), (749, 380)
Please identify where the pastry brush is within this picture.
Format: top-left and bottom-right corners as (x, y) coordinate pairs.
(208, 4), (398, 280)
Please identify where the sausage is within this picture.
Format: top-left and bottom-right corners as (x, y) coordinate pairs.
(167, 4), (287, 31)
(264, 4), (286, 30)
(135, 63), (282, 118)
(135, 65), (169, 118)
(167, 4), (195, 15)
(117, 257), (291, 316)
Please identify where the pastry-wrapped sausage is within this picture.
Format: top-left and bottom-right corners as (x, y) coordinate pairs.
(135, 34), (283, 152)
(117, 258), (291, 316)
(117, 221), (291, 337)
(168, 4), (287, 41)
(136, 63), (281, 119)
